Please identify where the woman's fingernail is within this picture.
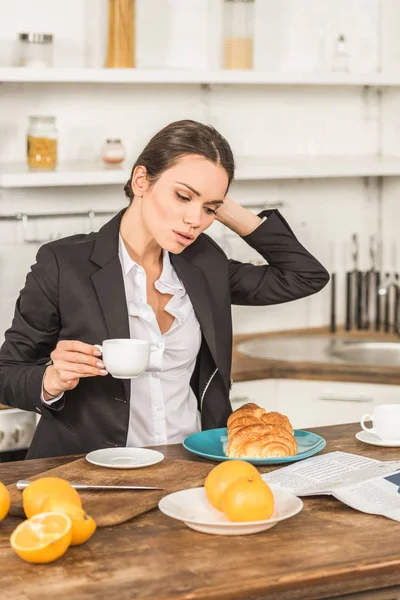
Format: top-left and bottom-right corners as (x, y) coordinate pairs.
(94, 350), (102, 357)
(99, 369), (108, 375)
(96, 361), (105, 369)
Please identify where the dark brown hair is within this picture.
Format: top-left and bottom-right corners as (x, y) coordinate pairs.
(124, 119), (235, 202)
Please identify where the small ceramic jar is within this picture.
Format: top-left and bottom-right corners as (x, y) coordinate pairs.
(101, 139), (126, 165)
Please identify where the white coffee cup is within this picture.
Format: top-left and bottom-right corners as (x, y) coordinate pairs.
(361, 404), (400, 441)
(95, 339), (153, 379)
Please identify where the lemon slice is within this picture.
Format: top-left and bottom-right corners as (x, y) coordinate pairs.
(10, 512), (72, 563)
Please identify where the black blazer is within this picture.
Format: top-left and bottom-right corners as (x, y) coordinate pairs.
(0, 209), (329, 459)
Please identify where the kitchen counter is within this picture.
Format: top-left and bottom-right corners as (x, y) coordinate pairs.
(1, 422), (400, 600)
(232, 326), (400, 385)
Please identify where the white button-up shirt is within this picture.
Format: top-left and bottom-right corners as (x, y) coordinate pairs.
(119, 236), (202, 446)
(42, 237), (202, 447)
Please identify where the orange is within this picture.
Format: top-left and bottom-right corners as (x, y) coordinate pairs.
(0, 481), (10, 521)
(22, 477), (82, 519)
(42, 497), (96, 546)
(204, 460), (261, 511)
(10, 512), (72, 563)
(222, 476), (275, 522)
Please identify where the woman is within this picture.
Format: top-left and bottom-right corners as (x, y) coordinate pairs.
(0, 120), (329, 459)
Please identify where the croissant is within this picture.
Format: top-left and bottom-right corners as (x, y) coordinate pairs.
(228, 415), (266, 437)
(227, 402), (265, 429)
(226, 403), (297, 459)
(260, 411), (293, 435)
(227, 424), (297, 458)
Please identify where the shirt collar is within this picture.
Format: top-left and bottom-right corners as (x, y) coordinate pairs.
(158, 248), (184, 291)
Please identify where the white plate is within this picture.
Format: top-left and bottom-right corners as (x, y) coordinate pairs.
(355, 430), (400, 447)
(158, 485), (303, 535)
(85, 447), (164, 469)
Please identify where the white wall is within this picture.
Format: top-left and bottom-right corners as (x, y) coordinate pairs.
(0, 0), (398, 337)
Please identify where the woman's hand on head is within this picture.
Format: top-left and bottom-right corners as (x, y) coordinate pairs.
(214, 194), (236, 223)
(214, 194), (263, 236)
(43, 340), (108, 398)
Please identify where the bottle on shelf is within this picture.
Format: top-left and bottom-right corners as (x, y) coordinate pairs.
(223, 0), (255, 70)
(101, 139), (126, 166)
(331, 34), (349, 72)
(105, 0), (135, 68)
(18, 33), (54, 68)
(27, 116), (58, 170)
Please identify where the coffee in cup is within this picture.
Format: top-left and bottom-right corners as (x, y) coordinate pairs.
(95, 339), (153, 379)
(361, 404), (400, 442)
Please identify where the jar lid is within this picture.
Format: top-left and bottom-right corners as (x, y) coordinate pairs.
(29, 115), (56, 123)
(19, 33), (53, 44)
(106, 138), (122, 143)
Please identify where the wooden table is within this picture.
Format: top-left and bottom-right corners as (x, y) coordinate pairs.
(1, 423), (400, 600)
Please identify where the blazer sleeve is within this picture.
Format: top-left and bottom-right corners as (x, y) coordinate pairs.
(227, 209), (330, 306)
(0, 243), (64, 413)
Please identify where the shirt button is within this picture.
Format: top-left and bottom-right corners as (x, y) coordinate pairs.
(152, 372), (159, 378)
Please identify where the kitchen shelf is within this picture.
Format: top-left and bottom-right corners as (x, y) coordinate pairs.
(0, 163), (129, 187)
(236, 155), (400, 180)
(2, 67), (400, 86)
(2, 156), (400, 188)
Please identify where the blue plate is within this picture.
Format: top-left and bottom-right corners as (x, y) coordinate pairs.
(183, 427), (326, 465)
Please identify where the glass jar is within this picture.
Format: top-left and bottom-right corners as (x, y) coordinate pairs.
(18, 33), (53, 68)
(105, 0), (135, 68)
(331, 34), (349, 72)
(27, 116), (58, 170)
(101, 139), (126, 165)
(223, 0), (255, 70)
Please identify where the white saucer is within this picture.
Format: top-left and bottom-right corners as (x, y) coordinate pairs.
(355, 430), (400, 448)
(158, 485), (303, 536)
(85, 447), (164, 469)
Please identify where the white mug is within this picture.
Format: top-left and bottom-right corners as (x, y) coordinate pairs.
(95, 339), (153, 379)
(361, 404), (400, 441)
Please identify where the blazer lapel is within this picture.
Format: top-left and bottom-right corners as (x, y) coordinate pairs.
(171, 252), (218, 369)
(90, 212), (130, 402)
(89, 211), (220, 400)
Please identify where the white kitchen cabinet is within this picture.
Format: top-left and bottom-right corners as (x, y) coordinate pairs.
(230, 378), (400, 429)
(277, 379), (373, 429)
(229, 379), (279, 412)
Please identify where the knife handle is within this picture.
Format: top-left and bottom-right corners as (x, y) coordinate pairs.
(16, 480), (86, 491)
(330, 272), (336, 333)
(16, 480), (31, 490)
(384, 272), (390, 333)
(345, 272), (352, 331)
(375, 271), (381, 331)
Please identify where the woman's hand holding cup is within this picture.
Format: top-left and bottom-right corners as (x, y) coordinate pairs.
(43, 340), (108, 399)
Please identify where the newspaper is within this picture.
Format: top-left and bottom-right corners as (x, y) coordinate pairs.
(261, 451), (400, 522)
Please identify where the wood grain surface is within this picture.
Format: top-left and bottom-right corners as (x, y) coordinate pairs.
(1, 423), (400, 600)
(7, 457), (213, 526)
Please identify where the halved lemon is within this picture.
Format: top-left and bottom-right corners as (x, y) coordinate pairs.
(10, 512), (72, 563)
(0, 481), (10, 521)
